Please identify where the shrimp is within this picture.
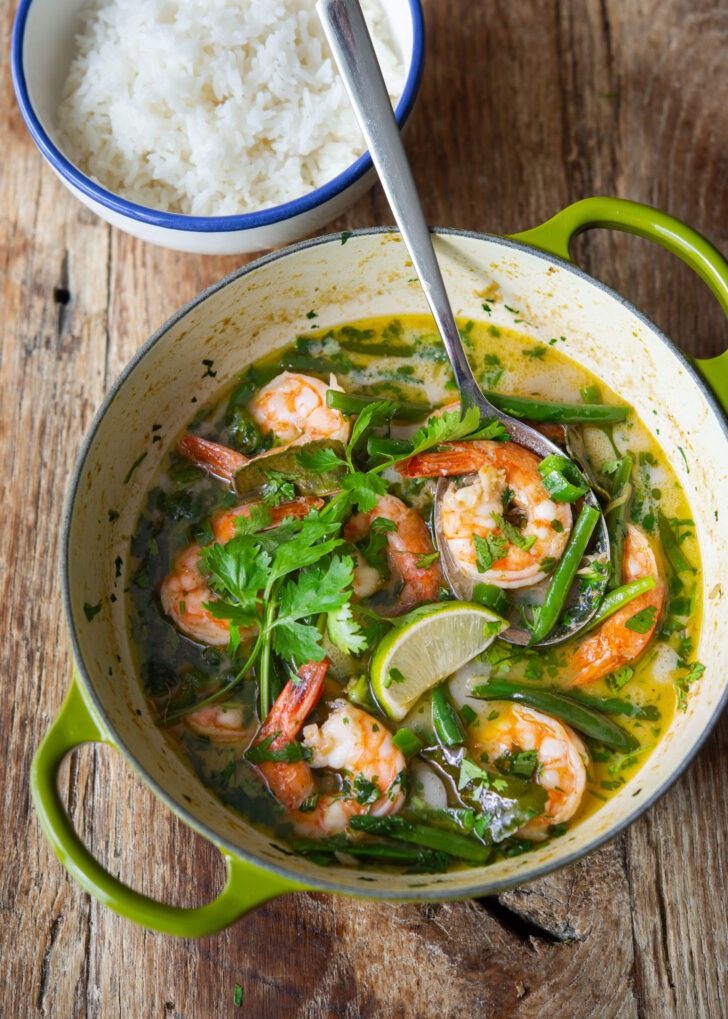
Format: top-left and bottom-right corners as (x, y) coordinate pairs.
(400, 440), (572, 588)
(254, 661), (407, 837)
(185, 703), (252, 743)
(569, 523), (665, 686)
(343, 493), (445, 615)
(249, 371), (350, 445)
(160, 496), (322, 645)
(471, 703), (588, 840)
(175, 370), (349, 484)
(177, 432), (248, 485)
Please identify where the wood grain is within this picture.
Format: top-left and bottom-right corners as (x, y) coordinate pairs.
(1, 1), (727, 1016)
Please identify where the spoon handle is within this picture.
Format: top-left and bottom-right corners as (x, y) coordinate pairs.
(317, 0), (488, 414)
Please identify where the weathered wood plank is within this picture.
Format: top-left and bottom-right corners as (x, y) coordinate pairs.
(1, 0), (727, 1016)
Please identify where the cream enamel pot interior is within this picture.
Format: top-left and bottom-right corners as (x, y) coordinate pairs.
(32, 198), (728, 936)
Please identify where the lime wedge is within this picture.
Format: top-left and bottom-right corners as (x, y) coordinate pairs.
(370, 603), (508, 721)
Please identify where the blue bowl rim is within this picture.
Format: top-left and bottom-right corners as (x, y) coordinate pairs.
(10, 0), (425, 235)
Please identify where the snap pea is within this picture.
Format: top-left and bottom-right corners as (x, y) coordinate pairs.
(604, 456), (633, 588)
(469, 680), (639, 752)
(326, 389), (431, 421)
(348, 815), (491, 863)
(431, 685), (466, 747)
(527, 503), (600, 645)
(484, 392), (629, 424)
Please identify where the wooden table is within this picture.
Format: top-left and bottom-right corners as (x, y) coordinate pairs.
(3, 1), (727, 1015)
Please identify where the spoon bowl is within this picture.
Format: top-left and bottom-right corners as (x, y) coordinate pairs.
(317, 0), (610, 644)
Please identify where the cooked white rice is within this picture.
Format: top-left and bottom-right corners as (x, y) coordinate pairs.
(56, 0), (407, 217)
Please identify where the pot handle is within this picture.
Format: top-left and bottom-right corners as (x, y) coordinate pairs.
(31, 676), (306, 936)
(510, 196), (728, 414)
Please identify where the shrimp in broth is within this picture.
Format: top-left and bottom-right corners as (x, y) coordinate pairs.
(129, 313), (702, 874)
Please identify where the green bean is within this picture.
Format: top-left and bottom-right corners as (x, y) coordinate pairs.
(348, 815), (491, 863)
(392, 727), (426, 757)
(472, 582), (511, 618)
(336, 339), (414, 357)
(280, 354), (350, 376)
(537, 454), (589, 502)
(658, 512), (693, 575)
(484, 392), (629, 424)
(589, 576), (656, 629)
(326, 389), (431, 421)
(431, 686), (466, 747)
(291, 837), (448, 870)
(604, 456), (633, 588)
(469, 680), (639, 752)
(562, 690), (660, 721)
(367, 437), (414, 459)
(528, 503), (600, 645)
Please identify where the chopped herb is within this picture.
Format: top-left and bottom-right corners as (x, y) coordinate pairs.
(624, 606), (658, 634)
(491, 513), (537, 551)
(233, 983), (243, 1007)
(675, 661), (705, 712)
(473, 532), (509, 571)
(461, 704), (478, 728)
(606, 665), (634, 692)
(84, 601), (102, 621)
(384, 666), (407, 689)
(123, 451), (148, 484)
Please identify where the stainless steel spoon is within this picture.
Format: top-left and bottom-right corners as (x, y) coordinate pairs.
(317, 0), (609, 645)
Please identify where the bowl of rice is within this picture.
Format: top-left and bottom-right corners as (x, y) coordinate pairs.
(11, 0), (424, 254)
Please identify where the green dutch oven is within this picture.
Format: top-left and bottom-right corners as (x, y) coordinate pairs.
(32, 198), (728, 935)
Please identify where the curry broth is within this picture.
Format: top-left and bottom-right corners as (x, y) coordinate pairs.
(128, 313), (701, 868)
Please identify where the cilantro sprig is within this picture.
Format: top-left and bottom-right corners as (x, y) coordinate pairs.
(172, 401), (502, 722)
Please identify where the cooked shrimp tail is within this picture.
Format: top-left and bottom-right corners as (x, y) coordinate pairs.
(178, 432), (248, 484)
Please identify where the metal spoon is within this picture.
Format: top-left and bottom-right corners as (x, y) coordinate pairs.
(317, 0), (609, 645)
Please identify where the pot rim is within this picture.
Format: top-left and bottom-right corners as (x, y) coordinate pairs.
(61, 225), (728, 899)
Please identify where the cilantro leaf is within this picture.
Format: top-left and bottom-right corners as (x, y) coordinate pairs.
(491, 512), (536, 552)
(473, 532), (509, 571)
(346, 400), (396, 459)
(407, 406), (482, 458)
(624, 605), (658, 633)
(272, 619), (327, 663)
(246, 734), (310, 764)
(468, 418), (510, 442)
(327, 601), (368, 654)
(267, 517), (343, 588)
(340, 470), (387, 512)
(278, 556), (354, 620)
(201, 536), (270, 621)
(295, 447), (346, 475)
(261, 470), (296, 506)
(458, 756), (491, 790)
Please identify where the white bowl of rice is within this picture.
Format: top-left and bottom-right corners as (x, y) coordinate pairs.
(11, 0), (424, 254)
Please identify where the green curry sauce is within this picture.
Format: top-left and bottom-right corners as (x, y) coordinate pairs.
(128, 314), (703, 872)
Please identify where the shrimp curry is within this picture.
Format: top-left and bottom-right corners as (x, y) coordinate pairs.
(128, 313), (703, 872)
